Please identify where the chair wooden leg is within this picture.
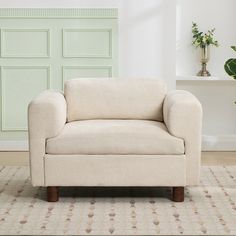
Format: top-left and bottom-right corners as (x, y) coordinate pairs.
(172, 187), (184, 202)
(47, 186), (59, 202)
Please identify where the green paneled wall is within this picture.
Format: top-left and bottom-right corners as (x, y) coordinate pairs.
(0, 8), (118, 141)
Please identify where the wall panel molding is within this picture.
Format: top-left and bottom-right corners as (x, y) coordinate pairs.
(62, 28), (112, 58)
(0, 29), (51, 58)
(0, 8), (118, 19)
(0, 8), (118, 146)
(62, 65), (113, 84)
(1, 66), (50, 131)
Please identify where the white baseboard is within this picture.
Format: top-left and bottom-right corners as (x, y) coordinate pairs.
(0, 140), (28, 151)
(202, 135), (236, 151)
(0, 135), (236, 151)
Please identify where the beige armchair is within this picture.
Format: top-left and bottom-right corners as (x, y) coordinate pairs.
(28, 78), (202, 202)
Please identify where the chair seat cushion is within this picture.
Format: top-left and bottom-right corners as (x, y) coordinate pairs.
(46, 120), (184, 155)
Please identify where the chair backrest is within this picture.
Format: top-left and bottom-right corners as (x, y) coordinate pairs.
(64, 78), (167, 122)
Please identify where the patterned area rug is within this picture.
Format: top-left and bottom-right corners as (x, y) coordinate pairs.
(0, 166), (236, 235)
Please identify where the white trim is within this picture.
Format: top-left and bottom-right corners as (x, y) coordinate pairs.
(1, 135), (236, 151)
(202, 135), (236, 151)
(0, 140), (28, 151)
(176, 75), (235, 81)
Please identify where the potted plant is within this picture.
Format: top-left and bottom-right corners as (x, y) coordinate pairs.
(224, 46), (236, 80)
(192, 22), (219, 76)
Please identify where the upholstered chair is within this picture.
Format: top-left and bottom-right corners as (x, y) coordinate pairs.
(28, 78), (202, 202)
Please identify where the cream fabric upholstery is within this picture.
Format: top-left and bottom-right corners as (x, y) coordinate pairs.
(28, 90), (67, 186)
(46, 120), (184, 155)
(64, 78), (167, 122)
(28, 78), (202, 188)
(163, 90), (202, 185)
(45, 155), (186, 186)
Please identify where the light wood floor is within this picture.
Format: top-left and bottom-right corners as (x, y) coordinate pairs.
(0, 151), (236, 166)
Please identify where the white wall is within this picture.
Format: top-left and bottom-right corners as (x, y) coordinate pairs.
(176, 0), (236, 77)
(0, 0), (176, 89)
(176, 0), (236, 150)
(176, 81), (236, 150)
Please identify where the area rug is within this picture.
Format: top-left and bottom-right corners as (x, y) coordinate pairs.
(0, 166), (236, 235)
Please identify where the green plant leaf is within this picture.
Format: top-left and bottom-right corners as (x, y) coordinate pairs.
(224, 59), (234, 76)
(191, 23), (219, 48)
(231, 46), (236, 52)
(224, 58), (236, 80)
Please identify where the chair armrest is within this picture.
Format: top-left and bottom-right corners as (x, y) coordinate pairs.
(28, 90), (67, 186)
(163, 90), (202, 185)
